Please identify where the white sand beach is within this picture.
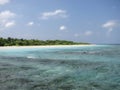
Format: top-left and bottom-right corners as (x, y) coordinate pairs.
(0, 45), (96, 50)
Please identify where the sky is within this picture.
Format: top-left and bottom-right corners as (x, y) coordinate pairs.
(0, 0), (120, 44)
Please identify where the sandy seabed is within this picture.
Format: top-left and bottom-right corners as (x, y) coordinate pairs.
(0, 44), (120, 90)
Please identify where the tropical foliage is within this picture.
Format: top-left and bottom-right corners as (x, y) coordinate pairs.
(0, 37), (89, 46)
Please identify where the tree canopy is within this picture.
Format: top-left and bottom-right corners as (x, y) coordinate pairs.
(0, 37), (89, 46)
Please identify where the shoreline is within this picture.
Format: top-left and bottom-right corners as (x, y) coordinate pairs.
(0, 44), (96, 49)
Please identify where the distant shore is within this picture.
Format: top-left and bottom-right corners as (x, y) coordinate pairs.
(0, 44), (96, 49)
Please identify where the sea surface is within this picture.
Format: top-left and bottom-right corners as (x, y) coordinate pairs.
(0, 45), (120, 90)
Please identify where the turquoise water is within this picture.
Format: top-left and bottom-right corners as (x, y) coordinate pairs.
(0, 45), (120, 90)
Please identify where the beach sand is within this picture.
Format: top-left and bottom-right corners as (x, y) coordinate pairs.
(0, 45), (96, 50)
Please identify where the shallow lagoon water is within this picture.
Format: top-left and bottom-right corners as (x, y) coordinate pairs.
(0, 45), (120, 90)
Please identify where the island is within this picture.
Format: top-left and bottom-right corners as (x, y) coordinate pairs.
(0, 37), (90, 46)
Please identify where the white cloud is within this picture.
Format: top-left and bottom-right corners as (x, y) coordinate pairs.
(0, 10), (15, 20)
(40, 9), (68, 19)
(84, 31), (92, 36)
(59, 25), (67, 31)
(4, 21), (15, 28)
(0, 10), (16, 29)
(102, 20), (119, 32)
(27, 22), (34, 26)
(0, 0), (10, 5)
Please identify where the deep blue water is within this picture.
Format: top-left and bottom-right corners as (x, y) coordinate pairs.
(0, 45), (120, 90)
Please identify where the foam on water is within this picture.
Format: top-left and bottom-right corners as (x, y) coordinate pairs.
(0, 45), (120, 90)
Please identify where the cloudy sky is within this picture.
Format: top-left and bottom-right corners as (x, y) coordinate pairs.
(0, 0), (120, 44)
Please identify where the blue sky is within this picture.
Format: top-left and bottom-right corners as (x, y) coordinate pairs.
(0, 0), (120, 44)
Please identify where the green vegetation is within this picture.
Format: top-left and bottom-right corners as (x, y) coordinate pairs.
(0, 37), (90, 46)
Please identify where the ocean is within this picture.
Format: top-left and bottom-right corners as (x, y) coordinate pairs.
(0, 45), (120, 90)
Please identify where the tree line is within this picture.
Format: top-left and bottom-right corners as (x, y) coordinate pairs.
(0, 37), (89, 46)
